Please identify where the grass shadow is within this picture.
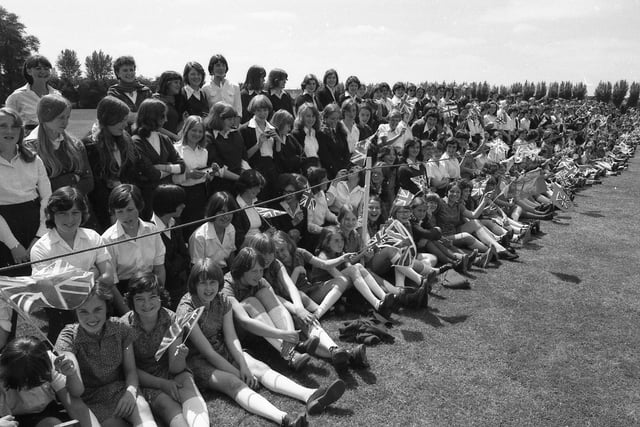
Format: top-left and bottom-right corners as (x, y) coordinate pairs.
(581, 210), (606, 218)
(522, 242), (543, 251)
(550, 271), (582, 284)
(400, 329), (424, 342)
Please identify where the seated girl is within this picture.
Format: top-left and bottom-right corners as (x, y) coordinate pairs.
(101, 184), (166, 314)
(327, 164), (365, 215)
(271, 110), (303, 175)
(121, 272), (209, 426)
(232, 169), (270, 248)
(30, 186), (118, 339)
(54, 282), (157, 427)
(268, 174), (307, 245)
(314, 226), (395, 317)
(0, 336), (96, 427)
(290, 102), (322, 173)
(178, 259), (345, 426)
(244, 233), (367, 370)
(305, 168), (338, 247)
(189, 191), (237, 271)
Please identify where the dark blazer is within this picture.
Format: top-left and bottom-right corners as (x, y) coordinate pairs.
(411, 119), (440, 142)
(317, 124), (350, 179)
(231, 205), (269, 248)
(316, 86), (339, 110)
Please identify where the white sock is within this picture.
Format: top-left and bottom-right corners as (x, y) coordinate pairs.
(182, 396), (209, 427)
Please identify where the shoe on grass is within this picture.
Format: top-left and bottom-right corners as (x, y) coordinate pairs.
(348, 344), (370, 368)
(288, 351), (311, 371)
(306, 379), (346, 415)
(281, 411), (308, 427)
(296, 335), (320, 356)
(329, 346), (349, 370)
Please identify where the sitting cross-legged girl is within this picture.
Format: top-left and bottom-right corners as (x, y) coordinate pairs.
(177, 259), (345, 426)
(244, 233), (368, 371)
(54, 282), (157, 427)
(121, 272), (209, 427)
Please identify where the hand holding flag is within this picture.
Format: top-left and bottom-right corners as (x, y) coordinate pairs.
(155, 306), (205, 361)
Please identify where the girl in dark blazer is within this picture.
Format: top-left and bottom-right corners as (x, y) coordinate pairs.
(240, 65), (266, 124)
(132, 98), (185, 219)
(294, 74), (320, 114)
(315, 68), (341, 110)
(317, 104), (350, 179)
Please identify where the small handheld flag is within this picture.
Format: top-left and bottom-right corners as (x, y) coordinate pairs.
(255, 207), (288, 219)
(299, 190), (317, 211)
(155, 306), (205, 361)
(393, 188), (415, 207)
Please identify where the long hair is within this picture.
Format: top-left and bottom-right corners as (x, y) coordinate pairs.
(93, 96), (137, 179)
(242, 65), (266, 91)
(293, 102), (321, 133)
(36, 94), (83, 177)
(135, 98), (167, 138)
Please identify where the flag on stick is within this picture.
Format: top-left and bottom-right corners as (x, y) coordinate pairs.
(350, 144), (367, 166)
(255, 207), (288, 219)
(0, 260), (93, 314)
(155, 306), (205, 361)
(393, 188), (415, 207)
(410, 175), (429, 194)
(550, 182), (574, 211)
(512, 168), (547, 199)
(299, 190), (316, 211)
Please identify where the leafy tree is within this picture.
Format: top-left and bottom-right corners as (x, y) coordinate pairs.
(611, 80), (628, 107)
(84, 50), (113, 81)
(476, 81), (490, 102)
(0, 6), (40, 103)
(56, 49), (81, 84)
(534, 81), (547, 100)
(594, 81), (612, 103)
(510, 82), (523, 96)
(547, 82), (559, 99)
(522, 81), (535, 100)
(627, 82), (639, 108)
(572, 82), (587, 100)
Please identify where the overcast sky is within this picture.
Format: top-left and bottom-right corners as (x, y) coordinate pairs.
(5, 0), (640, 93)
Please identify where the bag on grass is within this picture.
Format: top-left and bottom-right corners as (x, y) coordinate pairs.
(440, 269), (470, 289)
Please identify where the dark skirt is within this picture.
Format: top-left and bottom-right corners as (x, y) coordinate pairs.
(0, 199), (40, 276)
(180, 182), (208, 241)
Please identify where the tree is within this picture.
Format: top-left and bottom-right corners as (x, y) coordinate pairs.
(572, 82), (587, 100)
(534, 81), (547, 100)
(85, 50), (113, 81)
(56, 49), (81, 84)
(0, 6), (40, 103)
(627, 82), (639, 108)
(547, 82), (559, 99)
(611, 80), (628, 108)
(594, 81), (612, 103)
(522, 81), (535, 100)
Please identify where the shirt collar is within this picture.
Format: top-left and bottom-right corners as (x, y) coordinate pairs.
(150, 213), (174, 232)
(184, 85), (201, 100)
(49, 228), (89, 246)
(213, 129), (231, 139)
(115, 218), (144, 238)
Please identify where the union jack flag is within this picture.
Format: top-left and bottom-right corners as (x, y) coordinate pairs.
(255, 207), (288, 219)
(299, 190), (316, 211)
(350, 145), (367, 167)
(550, 182), (573, 211)
(393, 188), (415, 207)
(385, 220), (417, 267)
(441, 103), (458, 119)
(155, 306), (204, 361)
(0, 260), (93, 313)
(410, 175), (429, 194)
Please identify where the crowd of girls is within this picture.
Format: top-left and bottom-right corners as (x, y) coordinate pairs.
(0, 52), (637, 426)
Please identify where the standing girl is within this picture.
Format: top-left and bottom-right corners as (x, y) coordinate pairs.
(181, 62), (209, 118)
(266, 68), (293, 116)
(121, 272), (209, 427)
(0, 107), (51, 276)
(54, 283), (157, 426)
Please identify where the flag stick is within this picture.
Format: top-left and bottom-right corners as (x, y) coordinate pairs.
(0, 291), (57, 352)
(361, 157), (372, 247)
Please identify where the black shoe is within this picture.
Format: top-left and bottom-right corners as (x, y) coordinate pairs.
(287, 351), (311, 371)
(348, 344), (369, 368)
(498, 251), (519, 261)
(329, 346), (349, 370)
(282, 411), (308, 427)
(296, 336), (320, 356)
(306, 379), (346, 415)
(377, 293), (395, 317)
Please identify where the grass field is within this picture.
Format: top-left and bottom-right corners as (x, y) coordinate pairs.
(68, 108), (97, 138)
(53, 113), (640, 425)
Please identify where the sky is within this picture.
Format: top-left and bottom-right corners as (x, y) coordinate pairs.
(4, 0), (640, 93)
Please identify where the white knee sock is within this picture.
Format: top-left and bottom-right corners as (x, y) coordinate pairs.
(314, 287), (343, 318)
(234, 387), (285, 424)
(182, 396), (209, 427)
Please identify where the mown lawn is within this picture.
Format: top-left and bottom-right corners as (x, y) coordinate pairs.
(59, 115), (640, 425)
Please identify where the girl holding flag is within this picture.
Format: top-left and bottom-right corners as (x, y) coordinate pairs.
(121, 272), (209, 427)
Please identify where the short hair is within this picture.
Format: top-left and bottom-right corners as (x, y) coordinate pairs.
(108, 183), (144, 213)
(187, 258), (224, 296)
(205, 102), (237, 131)
(22, 55), (52, 84)
(293, 102), (321, 132)
(306, 167), (327, 194)
(0, 337), (51, 390)
(230, 247), (265, 281)
(97, 96), (130, 127)
(341, 99), (358, 116)
(401, 138), (421, 160)
(266, 68), (288, 91)
(345, 75), (361, 89)
(156, 71), (182, 96)
(126, 271), (169, 308)
(182, 61), (206, 88)
(113, 55), (136, 76)
(243, 232), (275, 255)
(45, 186), (90, 229)
(392, 82), (406, 93)
(207, 54), (229, 74)
(204, 191), (237, 221)
(243, 65), (266, 91)
(179, 115), (206, 147)
(247, 94), (273, 114)
(271, 109), (294, 133)
(425, 111), (439, 121)
(152, 184), (186, 217)
(300, 74), (319, 91)
(135, 98), (167, 137)
(0, 108), (33, 163)
(322, 69), (339, 86)
(322, 103), (342, 121)
(236, 169), (266, 194)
